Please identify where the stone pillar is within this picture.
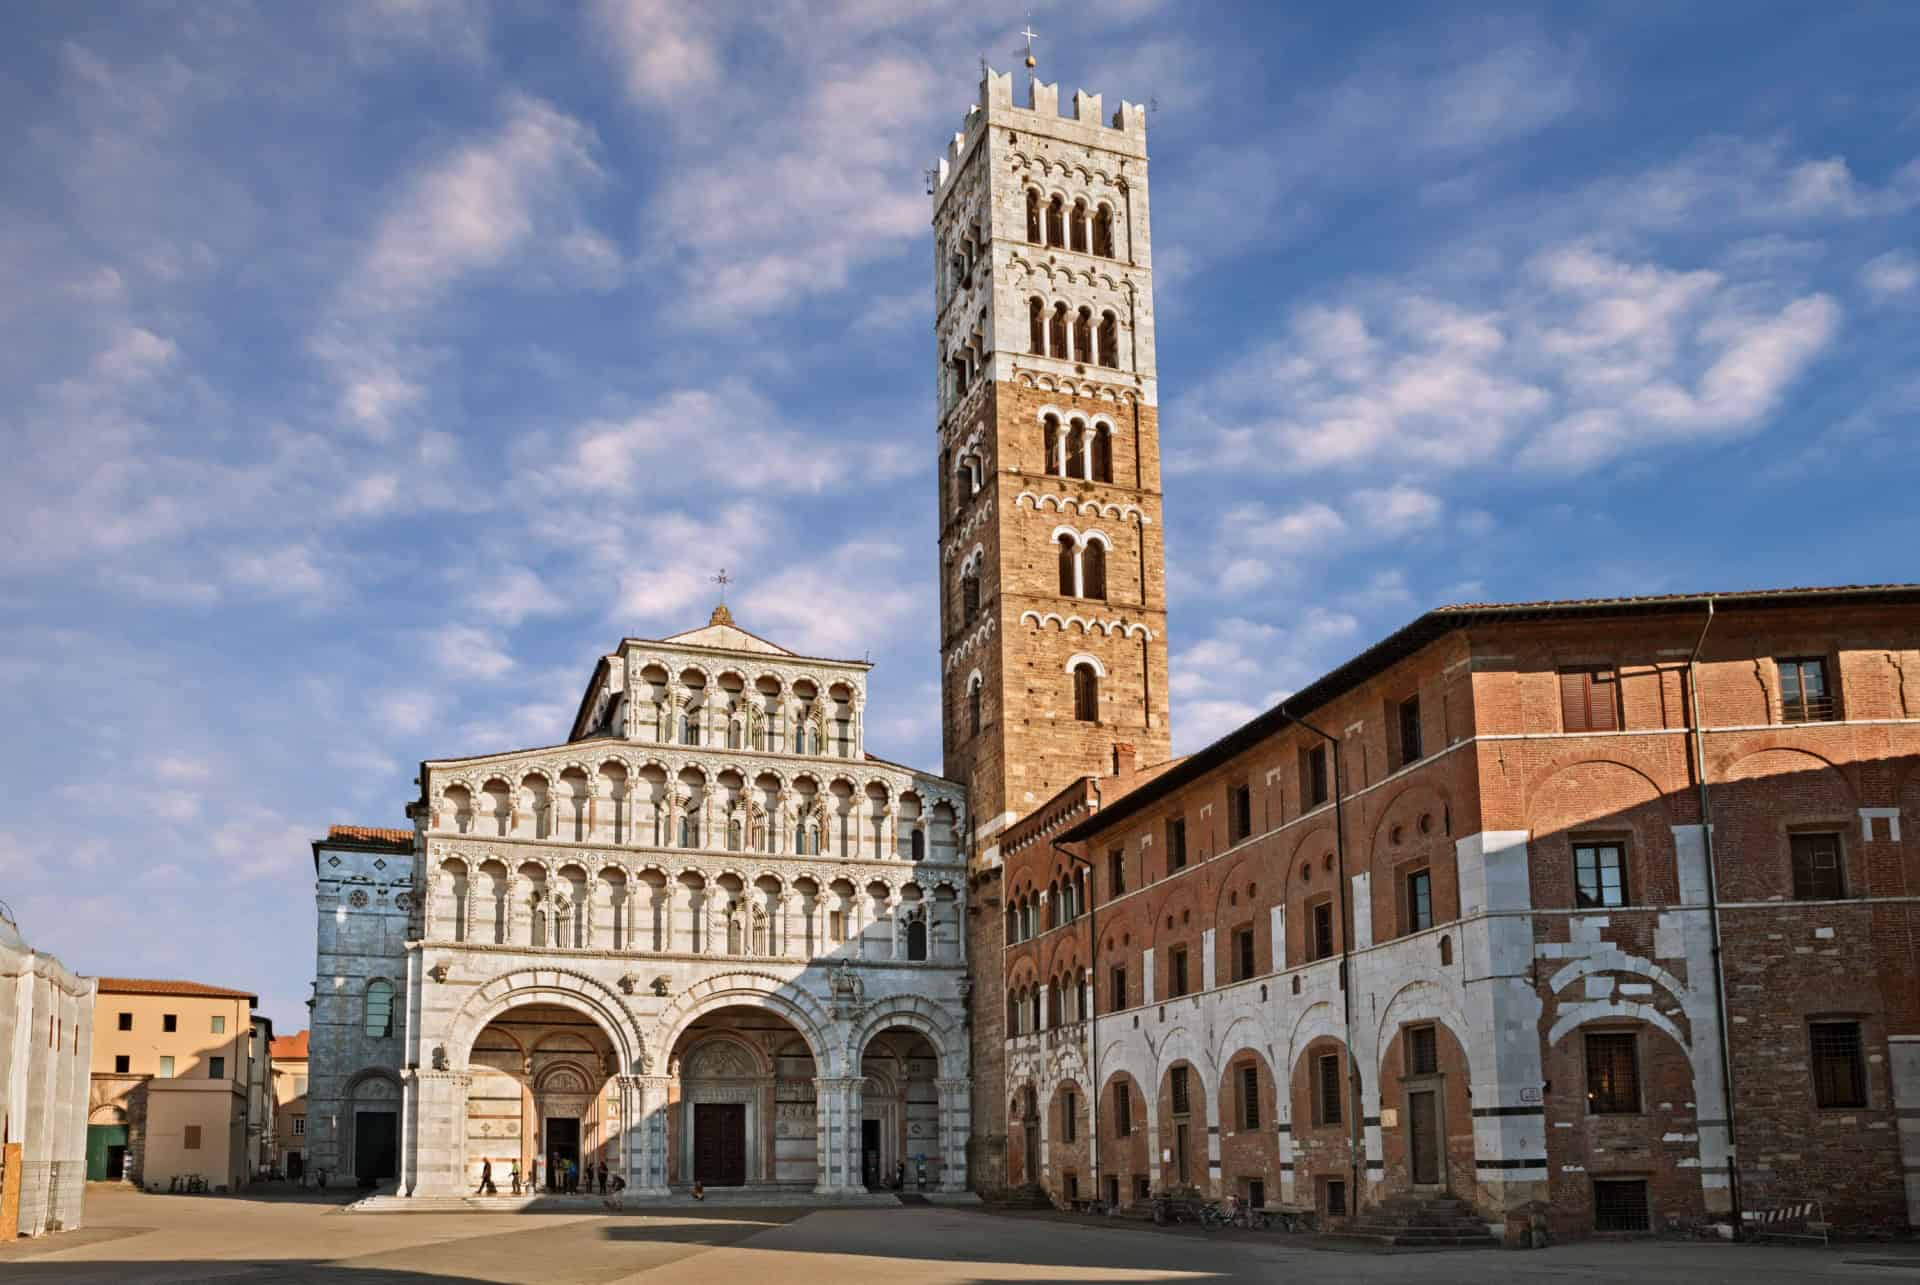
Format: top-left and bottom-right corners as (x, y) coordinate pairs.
(407, 1070), (472, 1196)
(1456, 829), (1548, 1217)
(625, 1075), (671, 1194)
(813, 1077), (866, 1194)
(583, 878), (602, 949)
(1204, 1076), (1223, 1196)
(779, 894), (796, 959)
(935, 1077), (971, 1191)
(505, 874), (527, 946)
(887, 895), (902, 959)
(668, 882), (689, 954)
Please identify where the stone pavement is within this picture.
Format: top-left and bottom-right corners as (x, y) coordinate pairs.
(0, 1186), (1914, 1283)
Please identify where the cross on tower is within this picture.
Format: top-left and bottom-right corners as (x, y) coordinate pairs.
(711, 569), (731, 603)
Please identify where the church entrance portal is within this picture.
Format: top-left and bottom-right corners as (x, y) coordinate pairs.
(355, 1110), (398, 1182)
(467, 1001), (619, 1193)
(694, 1103), (747, 1186)
(545, 1116), (581, 1190)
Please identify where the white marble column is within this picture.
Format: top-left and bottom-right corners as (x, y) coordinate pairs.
(408, 1070), (472, 1196)
(813, 1076), (867, 1194)
(935, 1077), (971, 1192)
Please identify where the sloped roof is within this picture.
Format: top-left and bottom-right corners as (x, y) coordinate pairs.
(270, 1030), (309, 1060)
(660, 604), (796, 656)
(98, 977), (257, 1003)
(1058, 582), (1920, 845)
(324, 825), (415, 849)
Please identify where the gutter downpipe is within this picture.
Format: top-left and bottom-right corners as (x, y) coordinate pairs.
(1051, 775), (1102, 1206)
(1686, 599), (1744, 1234)
(1278, 699), (1364, 1217)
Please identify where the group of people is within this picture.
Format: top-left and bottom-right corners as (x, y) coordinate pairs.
(474, 1155), (623, 1206)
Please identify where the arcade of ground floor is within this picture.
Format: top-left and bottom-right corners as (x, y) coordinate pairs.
(3, 1186), (1916, 1283)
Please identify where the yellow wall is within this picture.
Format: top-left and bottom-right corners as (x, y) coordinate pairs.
(141, 1080), (249, 1189)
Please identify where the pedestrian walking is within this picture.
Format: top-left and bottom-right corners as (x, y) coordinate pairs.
(476, 1157), (496, 1196)
(598, 1161), (608, 1196)
(509, 1162), (521, 1196)
(530, 1157), (540, 1192)
(605, 1173), (626, 1212)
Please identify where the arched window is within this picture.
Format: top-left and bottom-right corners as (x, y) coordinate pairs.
(1057, 534), (1078, 596)
(1070, 199), (1089, 253)
(1098, 312), (1119, 368)
(961, 569), (980, 623)
(679, 815), (699, 848)
(680, 714), (700, 747)
(1093, 206), (1114, 257)
(1006, 905), (1018, 943)
(1048, 984), (1062, 1026)
(950, 355), (967, 402)
(1092, 425), (1113, 482)
(1047, 194), (1066, 247)
(968, 679), (983, 737)
(1026, 189), (1042, 242)
(727, 719), (742, 749)
(1049, 303), (1069, 358)
(1083, 540), (1107, 600)
(364, 980), (394, 1038)
(956, 462), (974, 508)
(911, 828), (926, 861)
(1029, 297), (1045, 354)
(1065, 424), (1086, 478)
(1073, 662), (1100, 723)
(907, 917), (928, 961)
(728, 819), (742, 852)
(1074, 307), (1093, 363)
(1046, 881), (1059, 929)
(1043, 415), (1060, 476)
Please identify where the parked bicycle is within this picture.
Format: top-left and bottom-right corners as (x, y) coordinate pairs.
(1199, 1200), (1234, 1229)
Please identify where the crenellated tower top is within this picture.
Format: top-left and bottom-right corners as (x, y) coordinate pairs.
(931, 68), (1148, 210)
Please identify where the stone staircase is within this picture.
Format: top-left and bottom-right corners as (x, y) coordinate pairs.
(990, 1183), (1056, 1210)
(1314, 1194), (1499, 1250)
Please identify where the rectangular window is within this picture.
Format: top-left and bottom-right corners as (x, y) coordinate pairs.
(1790, 832), (1845, 900)
(117, 1012), (132, 1032)
(1574, 841), (1628, 908)
(1115, 1082), (1132, 1135)
(1232, 927), (1256, 982)
(184, 1125), (202, 1151)
(1110, 966), (1127, 1012)
(163, 1014), (178, 1033)
(1227, 784), (1252, 844)
(1166, 818), (1187, 873)
(1398, 695), (1422, 766)
(1311, 901), (1335, 961)
(1592, 1179), (1650, 1232)
(1810, 1020), (1866, 1108)
(159, 1056), (175, 1079)
(1316, 1052), (1342, 1125)
(1305, 744), (1329, 807)
(1239, 1063), (1260, 1130)
(1559, 665), (1620, 732)
(1108, 848), (1126, 897)
(1405, 867), (1433, 933)
(209, 1056), (226, 1079)
(1778, 656), (1835, 723)
(1584, 1032), (1640, 1114)
(293, 1116), (305, 1136)
(1407, 1024), (1439, 1077)
(1170, 946), (1190, 998)
(114, 1054), (130, 1073)
(829, 910), (847, 943)
(211, 1015), (225, 1035)
(1171, 1065), (1190, 1116)
(1063, 1089), (1077, 1141)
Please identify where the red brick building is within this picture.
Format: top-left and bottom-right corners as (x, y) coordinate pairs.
(999, 586), (1920, 1238)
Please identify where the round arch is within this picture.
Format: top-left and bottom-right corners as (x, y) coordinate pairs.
(651, 970), (837, 1074)
(848, 998), (966, 1081)
(447, 969), (647, 1074)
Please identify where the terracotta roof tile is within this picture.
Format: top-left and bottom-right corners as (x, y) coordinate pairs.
(325, 824), (415, 849)
(97, 977), (257, 1002)
(270, 1030), (309, 1060)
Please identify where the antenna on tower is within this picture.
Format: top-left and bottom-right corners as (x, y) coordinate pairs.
(1149, 95), (1161, 114)
(924, 166), (939, 196)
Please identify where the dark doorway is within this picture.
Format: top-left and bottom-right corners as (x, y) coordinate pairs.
(106, 1144), (126, 1181)
(355, 1110), (398, 1182)
(1408, 1089), (1442, 1186)
(546, 1117), (581, 1190)
(87, 1124), (129, 1181)
(693, 1103), (746, 1186)
(1022, 1120), (1039, 1185)
(288, 1152), (304, 1181)
(861, 1119), (882, 1188)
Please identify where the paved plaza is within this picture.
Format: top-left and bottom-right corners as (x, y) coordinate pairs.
(0, 1187), (1916, 1283)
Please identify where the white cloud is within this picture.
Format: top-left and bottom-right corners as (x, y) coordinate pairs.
(95, 326), (177, 381)
(737, 537), (918, 657)
(429, 625), (516, 680)
(593, 0), (721, 103)
(223, 543), (340, 601)
(461, 565), (567, 626)
(375, 691), (435, 736)
(1861, 249), (1920, 299)
(1351, 485), (1444, 535)
(1168, 610), (1362, 752)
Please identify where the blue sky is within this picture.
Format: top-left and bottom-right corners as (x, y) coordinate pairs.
(3, 2), (1917, 1031)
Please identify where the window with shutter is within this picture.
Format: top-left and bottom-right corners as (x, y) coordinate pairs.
(1559, 666), (1620, 732)
(1115, 1081), (1132, 1135)
(1810, 1021), (1866, 1107)
(1790, 833), (1845, 900)
(1171, 1066), (1190, 1116)
(1240, 1063), (1260, 1129)
(1316, 1053), (1342, 1124)
(1407, 1024), (1439, 1076)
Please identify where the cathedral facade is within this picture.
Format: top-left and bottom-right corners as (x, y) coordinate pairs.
(306, 609), (972, 1196)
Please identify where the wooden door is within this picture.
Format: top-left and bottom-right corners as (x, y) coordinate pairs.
(694, 1103), (746, 1186)
(1408, 1090), (1441, 1186)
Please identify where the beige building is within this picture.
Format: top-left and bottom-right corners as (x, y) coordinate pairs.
(89, 979), (272, 1191)
(269, 1030), (309, 1179)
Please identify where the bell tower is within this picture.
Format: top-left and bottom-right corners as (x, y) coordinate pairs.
(932, 65), (1172, 867)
